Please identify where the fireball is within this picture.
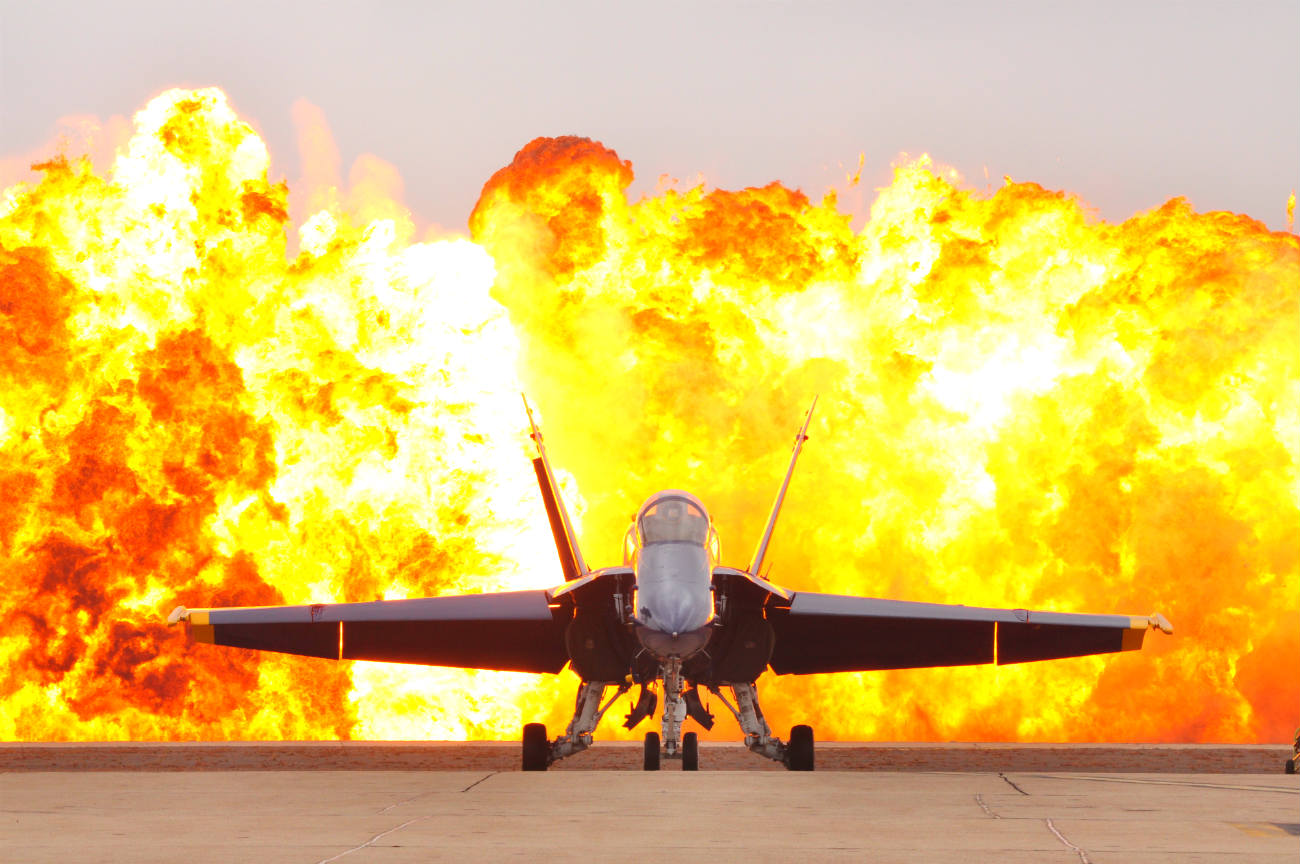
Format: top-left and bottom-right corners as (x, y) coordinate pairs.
(1, 88), (1296, 743)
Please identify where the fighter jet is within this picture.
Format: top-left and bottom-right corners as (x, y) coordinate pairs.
(168, 398), (1172, 771)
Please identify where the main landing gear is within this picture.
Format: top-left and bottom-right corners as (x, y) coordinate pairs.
(786, 724), (814, 771)
(707, 682), (815, 771)
(521, 677), (813, 771)
(520, 679), (627, 771)
(522, 722), (549, 771)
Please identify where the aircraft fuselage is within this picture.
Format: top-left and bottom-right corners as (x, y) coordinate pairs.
(629, 490), (716, 661)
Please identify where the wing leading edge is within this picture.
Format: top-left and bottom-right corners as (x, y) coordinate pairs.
(767, 591), (1172, 675)
(168, 589), (569, 674)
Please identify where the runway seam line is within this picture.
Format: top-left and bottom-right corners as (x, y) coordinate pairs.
(461, 771), (496, 793)
(974, 793), (1001, 818)
(377, 785), (449, 814)
(313, 816), (430, 864)
(1045, 818), (1090, 864)
(998, 773), (1029, 795)
(1027, 773), (1300, 795)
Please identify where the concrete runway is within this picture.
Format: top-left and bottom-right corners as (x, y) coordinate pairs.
(4, 768), (1297, 862)
(1, 741), (1289, 772)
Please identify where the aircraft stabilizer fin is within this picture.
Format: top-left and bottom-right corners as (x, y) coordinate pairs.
(748, 397), (817, 577)
(524, 395), (590, 581)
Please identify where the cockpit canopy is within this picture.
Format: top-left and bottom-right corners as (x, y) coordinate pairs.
(623, 490), (720, 565)
(638, 492), (710, 545)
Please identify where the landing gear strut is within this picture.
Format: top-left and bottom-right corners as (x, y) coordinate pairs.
(659, 658), (686, 760)
(524, 676), (804, 771)
(709, 681), (815, 771)
(522, 679), (627, 770)
(651, 659), (706, 770)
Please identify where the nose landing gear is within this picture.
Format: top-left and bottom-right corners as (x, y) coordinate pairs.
(643, 731), (660, 770)
(681, 731), (699, 771)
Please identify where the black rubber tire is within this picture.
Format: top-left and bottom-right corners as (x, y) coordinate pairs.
(786, 724), (814, 771)
(1286, 758), (1296, 775)
(682, 732), (699, 771)
(644, 731), (661, 771)
(522, 723), (549, 771)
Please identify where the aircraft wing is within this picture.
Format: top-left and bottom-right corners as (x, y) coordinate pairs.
(168, 589), (570, 674)
(767, 591), (1172, 675)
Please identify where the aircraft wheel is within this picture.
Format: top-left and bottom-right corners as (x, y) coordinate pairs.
(522, 722), (549, 771)
(786, 724), (814, 771)
(643, 731), (661, 770)
(1286, 758), (1296, 775)
(682, 732), (699, 771)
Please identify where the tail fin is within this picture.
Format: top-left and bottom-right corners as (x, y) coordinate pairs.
(748, 397), (817, 577)
(524, 396), (590, 581)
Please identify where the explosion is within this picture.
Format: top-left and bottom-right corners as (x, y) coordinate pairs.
(2, 89), (1296, 743)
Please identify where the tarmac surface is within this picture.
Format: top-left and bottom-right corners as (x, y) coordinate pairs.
(1, 740), (1290, 772)
(3, 744), (1297, 863)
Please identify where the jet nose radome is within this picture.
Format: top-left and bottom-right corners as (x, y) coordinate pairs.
(635, 623), (712, 660)
(634, 543), (712, 632)
(639, 589), (707, 636)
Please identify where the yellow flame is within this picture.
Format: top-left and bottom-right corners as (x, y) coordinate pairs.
(2, 89), (1297, 744)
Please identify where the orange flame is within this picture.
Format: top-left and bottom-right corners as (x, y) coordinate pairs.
(2, 89), (1297, 743)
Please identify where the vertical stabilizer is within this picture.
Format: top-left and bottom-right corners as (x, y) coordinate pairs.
(748, 398), (817, 577)
(524, 396), (590, 581)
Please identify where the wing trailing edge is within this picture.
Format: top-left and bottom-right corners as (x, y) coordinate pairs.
(167, 590), (571, 673)
(767, 592), (1172, 675)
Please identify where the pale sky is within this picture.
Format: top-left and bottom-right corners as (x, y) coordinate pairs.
(2, 0), (1297, 232)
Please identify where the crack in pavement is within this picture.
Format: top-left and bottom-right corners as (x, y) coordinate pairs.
(326, 773), (495, 862)
(1045, 817), (1091, 864)
(377, 790), (435, 815)
(974, 793), (1001, 818)
(314, 816), (430, 864)
(461, 771), (496, 793)
(374, 771), (496, 816)
(998, 772), (1029, 795)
